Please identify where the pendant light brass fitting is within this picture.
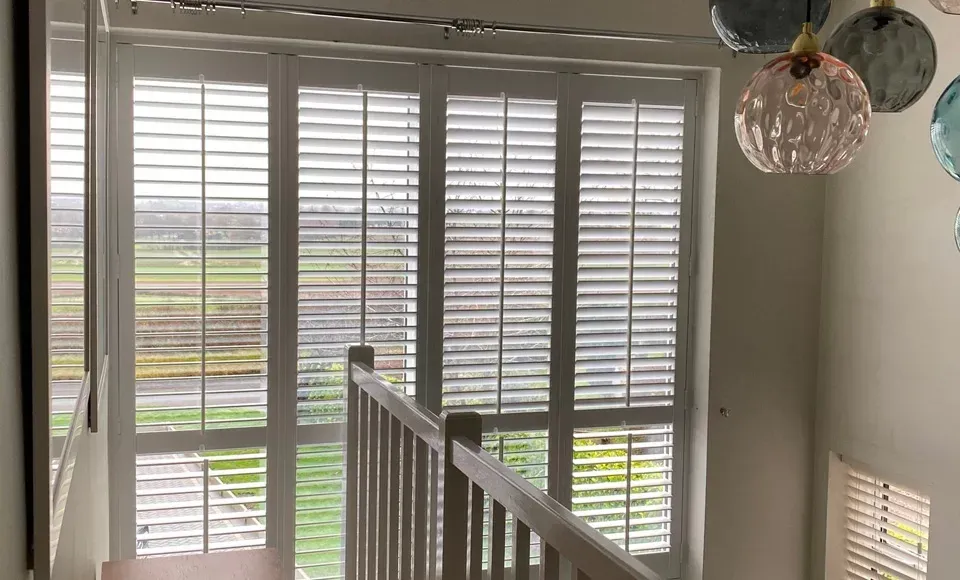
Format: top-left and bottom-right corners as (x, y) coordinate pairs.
(870, 0), (896, 7)
(790, 22), (821, 53)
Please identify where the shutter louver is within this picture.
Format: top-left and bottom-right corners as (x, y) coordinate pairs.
(50, 72), (86, 437)
(135, 448), (267, 557)
(575, 101), (684, 410)
(133, 78), (269, 433)
(572, 425), (673, 555)
(846, 467), (930, 580)
(443, 95), (556, 414)
(297, 88), (420, 424)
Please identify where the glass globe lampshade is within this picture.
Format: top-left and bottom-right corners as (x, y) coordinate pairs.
(931, 75), (960, 181)
(929, 0), (960, 15)
(710, 0), (831, 53)
(824, 0), (936, 113)
(735, 23), (872, 174)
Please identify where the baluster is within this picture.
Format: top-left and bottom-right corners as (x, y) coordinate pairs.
(540, 542), (560, 580)
(400, 427), (414, 580)
(388, 416), (401, 580)
(428, 448), (439, 580)
(357, 391), (369, 580)
(378, 406), (390, 580)
(345, 345), (373, 580)
(468, 482), (484, 580)
(489, 501), (506, 580)
(367, 400), (380, 579)
(513, 518), (531, 580)
(413, 437), (428, 580)
(437, 411), (482, 580)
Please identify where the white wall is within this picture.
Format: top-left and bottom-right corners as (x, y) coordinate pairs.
(52, 396), (111, 580)
(814, 0), (960, 577)
(0, 0), (27, 575)
(105, 2), (827, 579)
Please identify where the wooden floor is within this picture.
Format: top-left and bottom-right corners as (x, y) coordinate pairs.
(101, 548), (280, 580)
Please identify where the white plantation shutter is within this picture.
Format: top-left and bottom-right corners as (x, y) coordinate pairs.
(575, 100), (684, 410)
(572, 425), (674, 554)
(297, 87), (420, 425)
(133, 77), (269, 433)
(50, 72), (86, 437)
(135, 448), (267, 556)
(126, 47), (271, 561)
(295, 67), (421, 580)
(442, 94), (556, 414)
(564, 76), (692, 576)
(846, 467), (931, 580)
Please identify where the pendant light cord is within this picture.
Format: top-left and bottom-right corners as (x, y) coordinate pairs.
(806, 0), (812, 23)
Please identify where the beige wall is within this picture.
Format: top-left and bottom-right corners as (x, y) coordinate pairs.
(103, 2), (826, 579)
(814, 0), (960, 577)
(0, 0), (27, 575)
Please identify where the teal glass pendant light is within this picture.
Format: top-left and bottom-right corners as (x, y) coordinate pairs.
(931, 75), (960, 180)
(824, 0), (937, 113)
(710, 0), (831, 53)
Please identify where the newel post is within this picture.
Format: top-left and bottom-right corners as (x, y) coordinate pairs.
(345, 345), (374, 580)
(436, 411), (482, 580)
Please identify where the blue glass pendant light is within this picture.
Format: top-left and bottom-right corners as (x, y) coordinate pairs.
(824, 0), (937, 113)
(710, 0), (831, 53)
(931, 75), (960, 181)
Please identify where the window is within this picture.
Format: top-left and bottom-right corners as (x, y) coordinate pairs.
(113, 48), (698, 579)
(846, 466), (931, 580)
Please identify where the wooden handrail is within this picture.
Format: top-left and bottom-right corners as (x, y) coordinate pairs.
(449, 435), (664, 580)
(349, 359), (442, 451)
(344, 344), (665, 580)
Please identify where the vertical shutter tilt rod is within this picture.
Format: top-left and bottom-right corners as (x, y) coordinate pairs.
(624, 101), (641, 409)
(200, 76), (207, 433)
(131, 0), (720, 45)
(494, 95), (509, 415)
(360, 90), (369, 345)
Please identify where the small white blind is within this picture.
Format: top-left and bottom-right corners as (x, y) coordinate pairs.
(297, 88), (420, 425)
(294, 443), (346, 579)
(575, 101), (684, 410)
(50, 72), (86, 436)
(846, 467), (931, 580)
(132, 78), (269, 433)
(572, 425), (673, 554)
(135, 448), (267, 556)
(442, 95), (556, 414)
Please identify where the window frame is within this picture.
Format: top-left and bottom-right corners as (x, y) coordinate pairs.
(109, 41), (701, 580)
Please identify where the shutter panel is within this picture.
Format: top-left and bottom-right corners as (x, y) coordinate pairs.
(572, 425), (673, 554)
(443, 95), (556, 414)
(846, 467), (930, 580)
(135, 448), (267, 556)
(297, 88), (420, 425)
(50, 72), (86, 436)
(296, 84), (420, 580)
(131, 75), (269, 558)
(575, 101), (683, 410)
(133, 78), (269, 433)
